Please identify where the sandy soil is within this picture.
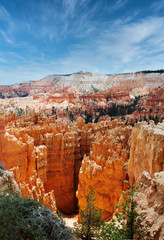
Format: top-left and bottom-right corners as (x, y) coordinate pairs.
(63, 214), (78, 229)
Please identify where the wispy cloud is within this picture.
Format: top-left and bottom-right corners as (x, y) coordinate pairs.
(0, 57), (8, 63)
(26, 0), (104, 41)
(97, 16), (164, 58)
(0, 0), (128, 44)
(62, 0), (78, 17)
(0, 5), (11, 21)
(111, 0), (128, 11)
(56, 15), (164, 74)
(0, 4), (16, 44)
(0, 29), (14, 44)
(150, 0), (164, 12)
(0, 0), (164, 84)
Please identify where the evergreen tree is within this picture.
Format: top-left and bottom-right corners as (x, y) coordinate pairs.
(101, 186), (141, 240)
(74, 188), (104, 240)
(68, 111), (74, 122)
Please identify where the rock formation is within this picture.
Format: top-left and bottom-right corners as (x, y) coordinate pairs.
(0, 167), (20, 194)
(135, 171), (164, 240)
(77, 120), (164, 222)
(11, 167), (56, 211)
(1, 113), (122, 214)
(0, 71), (163, 127)
(0, 70), (163, 238)
(140, 88), (164, 113)
(77, 122), (132, 220)
(128, 121), (164, 186)
(0, 71), (163, 99)
(0, 103), (164, 239)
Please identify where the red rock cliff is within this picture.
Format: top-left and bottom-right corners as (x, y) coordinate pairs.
(128, 121), (164, 186)
(1, 114), (118, 214)
(77, 121), (132, 220)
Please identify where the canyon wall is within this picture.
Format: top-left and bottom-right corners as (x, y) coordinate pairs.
(77, 123), (132, 220)
(0, 115), (56, 210)
(1, 114), (121, 214)
(135, 171), (164, 240)
(128, 121), (164, 186)
(11, 167), (56, 211)
(0, 114), (5, 163)
(77, 121), (164, 221)
(1, 110), (164, 225)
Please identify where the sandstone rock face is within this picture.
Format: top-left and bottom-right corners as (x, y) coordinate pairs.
(135, 171), (164, 240)
(140, 88), (164, 114)
(77, 122), (132, 220)
(0, 114), (5, 162)
(77, 120), (164, 222)
(11, 167), (56, 211)
(1, 130), (47, 183)
(0, 117), (56, 211)
(1, 114), (119, 214)
(0, 168), (20, 194)
(128, 121), (164, 186)
(43, 130), (77, 213)
(1, 108), (164, 227)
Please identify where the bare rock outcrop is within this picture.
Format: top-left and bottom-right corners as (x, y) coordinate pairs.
(1, 113), (120, 214)
(0, 168), (20, 194)
(128, 121), (164, 186)
(77, 123), (132, 220)
(0, 71), (163, 98)
(135, 171), (164, 240)
(11, 167), (56, 211)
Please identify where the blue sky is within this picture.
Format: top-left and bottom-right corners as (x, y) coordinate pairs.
(0, 0), (164, 85)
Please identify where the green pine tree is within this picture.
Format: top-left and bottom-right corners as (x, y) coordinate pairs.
(74, 188), (104, 240)
(101, 185), (141, 240)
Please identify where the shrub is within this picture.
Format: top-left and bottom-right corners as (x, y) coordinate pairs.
(0, 192), (73, 240)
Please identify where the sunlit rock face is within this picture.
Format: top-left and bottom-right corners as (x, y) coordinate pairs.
(128, 121), (164, 186)
(0, 72), (163, 128)
(135, 171), (164, 240)
(0, 72), (163, 98)
(1, 113), (119, 214)
(141, 88), (164, 111)
(11, 167), (56, 212)
(0, 71), (163, 229)
(1, 103), (164, 223)
(77, 121), (132, 220)
(77, 120), (164, 221)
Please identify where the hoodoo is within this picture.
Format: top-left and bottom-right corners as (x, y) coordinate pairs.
(0, 71), (163, 239)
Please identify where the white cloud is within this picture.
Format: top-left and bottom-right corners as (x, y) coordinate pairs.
(111, 0), (128, 11)
(150, 0), (164, 12)
(0, 1), (164, 84)
(96, 16), (164, 62)
(0, 61), (58, 85)
(0, 29), (14, 44)
(55, 16), (164, 74)
(0, 5), (11, 21)
(62, 0), (78, 16)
